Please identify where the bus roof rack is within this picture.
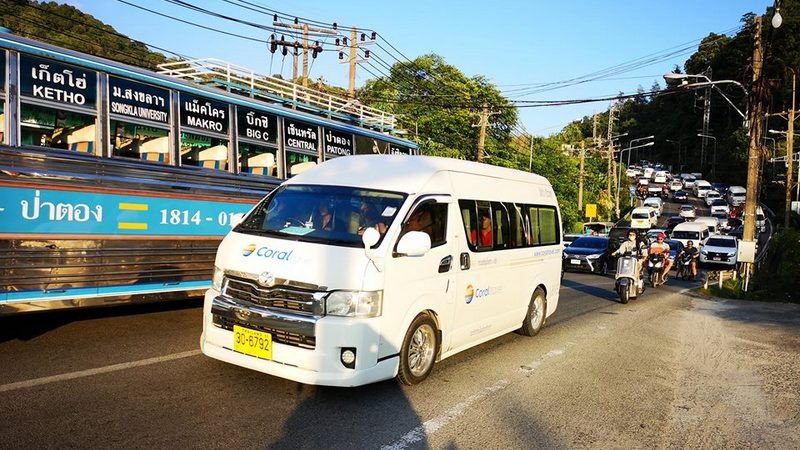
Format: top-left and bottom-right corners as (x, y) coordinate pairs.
(157, 58), (397, 133)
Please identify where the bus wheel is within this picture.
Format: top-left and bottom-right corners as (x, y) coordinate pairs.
(518, 287), (546, 337)
(397, 314), (438, 385)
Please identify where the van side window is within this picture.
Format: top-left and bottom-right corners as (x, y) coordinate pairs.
(491, 202), (510, 250)
(528, 206), (540, 245)
(506, 202), (527, 248)
(401, 202), (448, 248)
(537, 207), (559, 245)
(459, 200), (478, 247)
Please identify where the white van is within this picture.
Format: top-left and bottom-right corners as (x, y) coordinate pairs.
(693, 216), (719, 235)
(670, 222), (710, 248)
(727, 186), (746, 206)
(643, 167), (655, 180)
(642, 197), (663, 217)
(693, 180), (712, 198)
(757, 206), (766, 233)
(630, 207), (657, 229)
(680, 173), (696, 188)
(201, 155), (563, 387)
(653, 171), (668, 184)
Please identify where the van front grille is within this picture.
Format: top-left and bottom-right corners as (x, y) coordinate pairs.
(224, 275), (322, 316)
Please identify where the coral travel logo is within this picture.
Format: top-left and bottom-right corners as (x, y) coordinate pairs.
(464, 284), (474, 304)
(242, 243), (256, 256)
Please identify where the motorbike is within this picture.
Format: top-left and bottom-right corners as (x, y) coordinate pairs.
(645, 253), (666, 287)
(614, 252), (645, 304)
(675, 253), (694, 280)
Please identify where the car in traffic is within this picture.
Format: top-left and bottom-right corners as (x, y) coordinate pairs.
(671, 222), (711, 248)
(666, 215), (686, 230)
(582, 221), (614, 236)
(563, 233), (583, 249)
(710, 198), (730, 216)
(727, 185), (746, 206)
(664, 238), (685, 263)
(626, 168), (638, 178)
(638, 177), (650, 186)
(562, 236), (611, 274)
(679, 204), (696, 219)
(669, 180), (684, 191)
(694, 216), (720, 235)
(642, 196), (664, 217)
(757, 206), (767, 233)
(631, 207), (658, 229)
(705, 190), (722, 206)
(680, 174), (696, 189)
(673, 190), (689, 203)
(654, 171), (669, 183)
(700, 235), (739, 267)
(693, 180), (713, 198)
(711, 183), (729, 196)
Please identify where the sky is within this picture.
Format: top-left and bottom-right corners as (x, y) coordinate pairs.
(66, 0), (773, 137)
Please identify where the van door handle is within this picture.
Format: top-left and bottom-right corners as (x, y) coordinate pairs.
(438, 255), (452, 273)
(460, 252), (470, 270)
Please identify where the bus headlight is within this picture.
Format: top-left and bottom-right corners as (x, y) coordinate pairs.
(325, 291), (383, 317)
(212, 266), (224, 291)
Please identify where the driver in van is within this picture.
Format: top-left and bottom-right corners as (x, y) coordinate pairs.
(403, 208), (434, 237)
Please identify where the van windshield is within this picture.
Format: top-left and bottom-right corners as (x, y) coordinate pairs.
(632, 213), (650, 219)
(672, 230), (699, 240)
(236, 185), (406, 247)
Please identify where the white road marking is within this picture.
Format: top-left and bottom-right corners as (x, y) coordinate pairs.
(382, 346), (569, 450)
(0, 349), (201, 393)
(379, 379), (510, 450)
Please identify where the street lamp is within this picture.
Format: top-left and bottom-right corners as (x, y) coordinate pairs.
(697, 133), (717, 178)
(663, 73), (749, 124)
(616, 139), (654, 217)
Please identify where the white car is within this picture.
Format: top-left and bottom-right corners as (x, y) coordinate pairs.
(669, 180), (683, 191)
(705, 190), (722, 206)
(700, 235), (739, 267)
(626, 168), (638, 178)
(709, 199), (730, 216)
(643, 196), (664, 217)
(679, 204), (696, 219)
(654, 171), (668, 183)
(638, 177), (650, 186)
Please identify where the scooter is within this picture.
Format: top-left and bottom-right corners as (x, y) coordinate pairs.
(675, 254), (694, 280)
(645, 253), (666, 287)
(614, 253), (645, 304)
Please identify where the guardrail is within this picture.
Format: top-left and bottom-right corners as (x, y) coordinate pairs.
(157, 58), (397, 132)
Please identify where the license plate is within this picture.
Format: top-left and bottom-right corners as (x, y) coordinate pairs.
(712, 257), (721, 261)
(570, 259), (581, 265)
(233, 325), (272, 360)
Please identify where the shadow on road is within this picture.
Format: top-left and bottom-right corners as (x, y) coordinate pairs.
(0, 299), (201, 343)
(560, 277), (619, 302)
(265, 379), (426, 450)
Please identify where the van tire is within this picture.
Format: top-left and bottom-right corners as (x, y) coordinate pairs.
(518, 287), (546, 337)
(397, 314), (439, 386)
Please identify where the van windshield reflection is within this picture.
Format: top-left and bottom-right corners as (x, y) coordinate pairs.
(236, 185), (406, 247)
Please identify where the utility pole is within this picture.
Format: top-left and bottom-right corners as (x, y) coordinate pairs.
(473, 103), (499, 162)
(786, 69), (797, 228)
(743, 16), (766, 290)
(579, 142), (585, 211)
(606, 104), (616, 197)
(701, 67), (712, 170)
(337, 28), (376, 98)
(272, 18), (337, 87)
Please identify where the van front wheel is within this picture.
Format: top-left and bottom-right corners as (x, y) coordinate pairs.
(397, 314), (439, 386)
(517, 288), (546, 337)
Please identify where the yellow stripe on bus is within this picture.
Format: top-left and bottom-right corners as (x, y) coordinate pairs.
(118, 222), (148, 230)
(119, 203), (148, 211)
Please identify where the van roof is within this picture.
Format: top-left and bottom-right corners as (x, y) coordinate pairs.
(672, 222), (710, 231)
(728, 186), (746, 192)
(286, 155), (551, 193)
(632, 207), (654, 213)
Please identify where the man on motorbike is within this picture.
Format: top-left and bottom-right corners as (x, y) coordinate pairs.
(676, 240), (699, 280)
(611, 230), (646, 280)
(644, 232), (672, 285)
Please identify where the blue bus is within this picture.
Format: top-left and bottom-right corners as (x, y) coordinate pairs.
(0, 31), (418, 314)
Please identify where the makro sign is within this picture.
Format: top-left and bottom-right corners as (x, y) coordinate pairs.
(180, 93), (229, 134)
(20, 55), (97, 109)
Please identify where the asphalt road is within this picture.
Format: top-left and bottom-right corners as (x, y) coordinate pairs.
(2, 270), (798, 450)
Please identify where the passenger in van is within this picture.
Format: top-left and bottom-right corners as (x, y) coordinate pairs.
(358, 200), (388, 235)
(473, 213), (493, 246)
(314, 200), (336, 231)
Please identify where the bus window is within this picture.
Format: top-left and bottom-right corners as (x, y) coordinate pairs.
(111, 121), (170, 163)
(239, 142), (278, 177)
(286, 150), (318, 177)
(21, 103), (96, 153)
(180, 132), (228, 170)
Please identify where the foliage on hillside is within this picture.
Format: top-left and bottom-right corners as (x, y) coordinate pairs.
(0, 0), (167, 69)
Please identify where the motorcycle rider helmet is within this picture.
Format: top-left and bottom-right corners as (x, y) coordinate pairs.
(657, 232), (666, 240)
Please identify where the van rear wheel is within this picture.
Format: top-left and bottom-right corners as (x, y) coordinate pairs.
(517, 287), (546, 337)
(397, 314), (439, 386)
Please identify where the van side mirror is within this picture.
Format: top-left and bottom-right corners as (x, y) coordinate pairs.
(396, 231), (431, 257)
(361, 227), (380, 248)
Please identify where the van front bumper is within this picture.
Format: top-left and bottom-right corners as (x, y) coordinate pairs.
(200, 290), (398, 387)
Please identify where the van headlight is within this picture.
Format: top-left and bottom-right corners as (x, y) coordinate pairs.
(325, 291), (383, 317)
(212, 266), (224, 291)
